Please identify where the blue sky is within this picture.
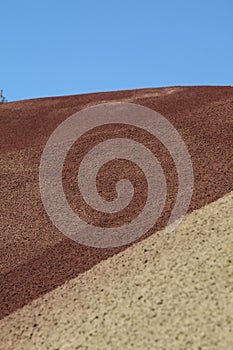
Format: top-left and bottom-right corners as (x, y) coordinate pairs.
(1, 0), (233, 101)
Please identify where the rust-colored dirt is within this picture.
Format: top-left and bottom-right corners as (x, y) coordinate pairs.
(0, 86), (233, 320)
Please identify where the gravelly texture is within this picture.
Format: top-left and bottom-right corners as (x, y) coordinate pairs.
(0, 86), (233, 320)
(0, 192), (232, 350)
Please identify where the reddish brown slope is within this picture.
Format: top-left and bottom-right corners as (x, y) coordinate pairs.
(0, 86), (233, 319)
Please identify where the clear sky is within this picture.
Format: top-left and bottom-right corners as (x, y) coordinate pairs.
(1, 0), (233, 102)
